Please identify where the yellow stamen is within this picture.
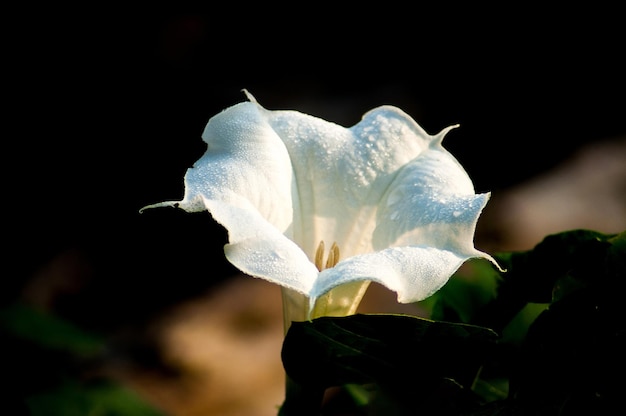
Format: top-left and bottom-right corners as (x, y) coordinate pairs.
(314, 240), (340, 271)
(326, 242), (340, 269)
(314, 240), (325, 271)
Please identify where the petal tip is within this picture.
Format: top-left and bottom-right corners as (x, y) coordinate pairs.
(138, 201), (179, 214)
(434, 124), (460, 144)
(481, 252), (507, 273)
(241, 88), (258, 104)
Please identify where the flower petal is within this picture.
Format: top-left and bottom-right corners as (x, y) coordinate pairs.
(141, 99), (319, 293)
(203, 197), (318, 294)
(264, 105), (438, 260)
(311, 246), (479, 309)
(143, 100), (296, 232)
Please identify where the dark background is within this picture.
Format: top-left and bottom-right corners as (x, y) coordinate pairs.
(7, 9), (626, 331)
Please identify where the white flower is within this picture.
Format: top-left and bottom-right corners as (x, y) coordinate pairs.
(141, 90), (501, 327)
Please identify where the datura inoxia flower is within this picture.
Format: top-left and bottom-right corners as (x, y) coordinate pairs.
(141, 90), (501, 328)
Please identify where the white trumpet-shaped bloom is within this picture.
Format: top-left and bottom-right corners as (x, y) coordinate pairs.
(141, 91), (501, 326)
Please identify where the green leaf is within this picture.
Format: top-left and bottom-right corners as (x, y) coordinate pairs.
(282, 313), (498, 390)
(497, 229), (625, 413)
(473, 229), (618, 333)
(500, 229), (613, 300)
(606, 230), (626, 281)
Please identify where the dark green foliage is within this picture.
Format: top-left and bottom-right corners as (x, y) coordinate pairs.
(0, 303), (166, 416)
(282, 314), (498, 415)
(280, 229), (626, 415)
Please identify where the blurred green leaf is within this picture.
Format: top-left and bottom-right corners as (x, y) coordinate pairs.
(0, 302), (167, 416)
(0, 302), (103, 357)
(428, 258), (502, 323)
(26, 379), (166, 416)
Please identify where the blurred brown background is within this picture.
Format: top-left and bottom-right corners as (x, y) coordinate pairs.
(5, 8), (626, 416)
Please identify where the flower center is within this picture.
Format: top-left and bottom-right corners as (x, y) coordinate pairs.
(314, 241), (340, 271)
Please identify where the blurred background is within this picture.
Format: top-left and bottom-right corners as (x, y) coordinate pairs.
(5, 8), (625, 415)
